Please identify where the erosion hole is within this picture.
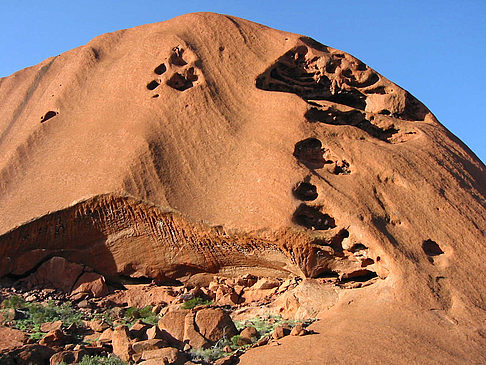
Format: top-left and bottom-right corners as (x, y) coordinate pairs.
(293, 138), (326, 169)
(154, 63), (167, 75)
(147, 80), (160, 90)
(293, 182), (318, 201)
(333, 160), (351, 175)
(361, 258), (375, 267)
(293, 204), (335, 230)
(169, 47), (187, 66)
(40, 111), (58, 123)
(315, 270), (339, 279)
(166, 69), (198, 91)
(422, 239), (444, 256)
(305, 107), (399, 143)
(350, 243), (368, 252)
(341, 270), (378, 283)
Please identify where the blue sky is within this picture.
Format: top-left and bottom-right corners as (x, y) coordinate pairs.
(1, 1), (485, 163)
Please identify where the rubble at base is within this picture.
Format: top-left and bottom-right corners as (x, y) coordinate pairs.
(0, 261), (378, 364)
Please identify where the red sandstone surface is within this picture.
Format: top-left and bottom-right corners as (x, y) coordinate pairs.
(0, 12), (485, 364)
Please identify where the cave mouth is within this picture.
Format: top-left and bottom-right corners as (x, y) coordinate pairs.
(422, 239), (444, 256)
(292, 204), (336, 230)
(293, 182), (318, 201)
(293, 138), (326, 169)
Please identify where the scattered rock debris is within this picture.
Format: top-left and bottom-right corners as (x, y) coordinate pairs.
(0, 262), (380, 364)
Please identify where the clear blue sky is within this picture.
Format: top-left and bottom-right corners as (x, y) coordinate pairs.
(1, 1), (485, 163)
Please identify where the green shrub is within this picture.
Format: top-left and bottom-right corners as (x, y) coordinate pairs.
(121, 305), (158, 326)
(62, 355), (127, 365)
(233, 315), (315, 340)
(230, 334), (242, 347)
(1, 295), (26, 309)
(181, 297), (213, 310)
(0, 296), (83, 336)
(189, 346), (228, 363)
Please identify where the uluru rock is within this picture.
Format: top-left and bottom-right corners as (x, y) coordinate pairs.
(0, 12), (485, 364)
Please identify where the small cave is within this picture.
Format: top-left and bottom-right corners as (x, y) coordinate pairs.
(365, 86), (386, 94)
(329, 228), (349, 252)
(305, 107), (365, 126)
(293, 182), (318, 201)
(154, 63), (167, 75)
(166, 68), (198, 91)
(350, 243), (368, 253)
(40, 110), (58, 123)
(305, 106), (399, 143)
(293, 204), (336, 230)
(422, 239), (444, 257)
(361, 258), (375, 267)
(325, 90), (367, 110)
(315, 270), (339, 279)
(293, 138), (326, 169)
(255, 46), (373, 110)
(169, 47), (187, 66)
(146, 80), (160, 90)
(340, 270), (378, 283)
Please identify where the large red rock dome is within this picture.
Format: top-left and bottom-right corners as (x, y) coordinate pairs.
(0, 13), (485, 364)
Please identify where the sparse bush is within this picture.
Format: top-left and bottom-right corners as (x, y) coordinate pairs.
(181, 297), (213, 310)
(121, 305), (158, 326)
(61, 355), (127, 365)
(234, 315), (315, 340)
(0, 296), (82, 337)
(189, 346), (228, 363)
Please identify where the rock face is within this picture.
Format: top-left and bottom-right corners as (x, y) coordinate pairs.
(0, 12), (485, 364)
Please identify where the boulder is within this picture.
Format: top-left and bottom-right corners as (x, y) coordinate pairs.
(290, 324), (308, 336)
(0, 344), (54, 365)
(146, 325), (164, 340)
(49, 349), (87, 365)
(157, 309), (189, 342)
(105, 284), (178, 308)
(195, 308), (238, 343)
(239, 326), (258, 342)
(40, 321), (63, 333)
(235, 336), (252, 346)
(251, 278), (281, 290)
(71, 272), (108, 298)
(236, 274), (258, 287)
(131, 339), (167, 354)
(241, 288), (278, 303)
(98, 328), (113, 344)
(129, 320), (150, 340)
(183, 312), (210, 349)
(272, 325), (291, 340)
(24, 257), (84, 293)
(39, 329), (68, 348)
(85, 320), (108, 333)
(141, 347), (187, 365)
(0, 326), (26, 351)
(112, 326), (132, 362)
(214, 285), (241, 306)
(214, 354), (239, 365)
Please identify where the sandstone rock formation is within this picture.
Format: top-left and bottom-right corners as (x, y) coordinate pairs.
(0, 12), (485, 364)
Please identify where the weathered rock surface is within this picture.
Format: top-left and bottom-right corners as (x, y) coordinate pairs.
(111, 326), (132, 362)
(0, 344), (55, 365)
(23, 257), (84, 293)
(158, 310), (189, 343)
(0, 326), (26, 351)
(0, 11), (485, 365)
(195, 308), (238, 343)
(71, 272), (108, 298)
